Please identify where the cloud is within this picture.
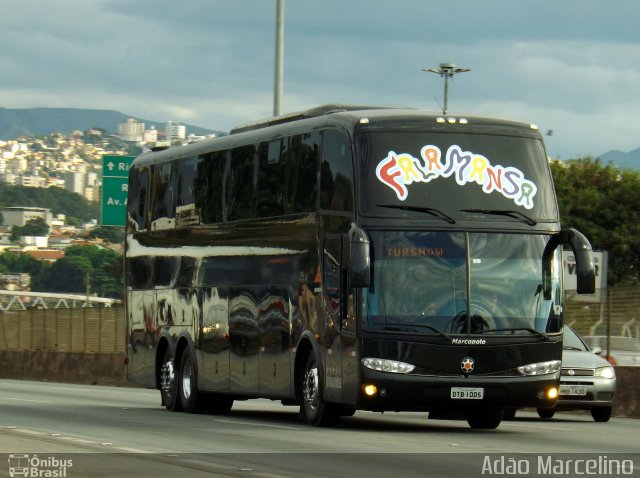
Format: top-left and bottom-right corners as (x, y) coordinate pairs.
(0, 0), (638, 157)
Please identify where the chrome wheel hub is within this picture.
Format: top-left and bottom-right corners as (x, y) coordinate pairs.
(303, 366), (320, 412)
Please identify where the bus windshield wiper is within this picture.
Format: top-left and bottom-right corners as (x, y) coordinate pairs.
(377, 204), (456, 224)
(387, 323), (451, 340)
(478, 327), (549, 340)
(460, 209), (537, 226)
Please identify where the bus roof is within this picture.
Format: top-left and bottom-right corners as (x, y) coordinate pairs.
(132, 105), (541, 167)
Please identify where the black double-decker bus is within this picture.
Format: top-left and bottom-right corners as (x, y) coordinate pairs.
(125, 105), (595, 429)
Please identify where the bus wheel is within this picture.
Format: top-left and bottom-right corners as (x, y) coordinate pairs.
(160, 348), (181, 411)
(466, 409), (503, 429)
(301, 354), (340, 427)
(178, 347), (204, 413)
(537, 407), (555, 419)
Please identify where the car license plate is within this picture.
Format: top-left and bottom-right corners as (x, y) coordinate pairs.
(559, 385), (587, 396)
(451, 387), (484, 399)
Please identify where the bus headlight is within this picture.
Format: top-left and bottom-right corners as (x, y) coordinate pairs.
(517, 360), (561, 376)
(595, 366), (615, 379)
(362, 358), (415, 374)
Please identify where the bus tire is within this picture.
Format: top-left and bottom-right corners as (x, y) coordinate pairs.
(207, 394), (234, 415)
(301, 353), (340, 427)
(160, 348), (181, 411)
(178, 347), (205, 413)
(466, 408), (503, 429)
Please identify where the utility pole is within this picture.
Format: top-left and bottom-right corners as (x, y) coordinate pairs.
(423, 63), (470, 114)
(274, 0), (284, 116)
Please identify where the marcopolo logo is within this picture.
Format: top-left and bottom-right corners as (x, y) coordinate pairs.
(452, 338), (487, 345)
(8, 454), (73, 477)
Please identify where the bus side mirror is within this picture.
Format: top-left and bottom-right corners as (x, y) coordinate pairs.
(542, 229), (596, 299)
(348, 223), (371, 288)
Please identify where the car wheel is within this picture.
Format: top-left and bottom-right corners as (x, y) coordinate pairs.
(537, 408), (555, 419)
(591, 406), (612, 422)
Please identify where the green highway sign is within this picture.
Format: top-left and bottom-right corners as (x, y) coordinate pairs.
(101, 155), (135, 226)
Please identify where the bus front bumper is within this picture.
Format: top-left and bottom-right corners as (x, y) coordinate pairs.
(356, 370), (560, 412)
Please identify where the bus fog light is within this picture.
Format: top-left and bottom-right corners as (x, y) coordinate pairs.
(517, 360), (561, 376)
(362, 358), (415, 374)
(363, 384), (378, 396)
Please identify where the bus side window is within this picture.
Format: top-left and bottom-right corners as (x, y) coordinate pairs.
(175, 257), (197, 288)
(227, 145), (258, 221)
(128, 166), (149, 231)
(151, 161), (176, 228)
(289, 132), (320, 213)
(176, 156), (201, 207)
(196, 151), (225, 224)
(320, 129), (354, 212)
(257, 138), (287, 217)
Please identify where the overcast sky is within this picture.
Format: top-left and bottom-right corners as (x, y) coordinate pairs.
(1, 0), (639, 158)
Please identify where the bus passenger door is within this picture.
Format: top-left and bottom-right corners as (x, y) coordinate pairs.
(322, 236), (343, 402)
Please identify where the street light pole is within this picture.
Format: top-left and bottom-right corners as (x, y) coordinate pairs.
(423, 63), (471, 114)
(274, 0), (284, 116)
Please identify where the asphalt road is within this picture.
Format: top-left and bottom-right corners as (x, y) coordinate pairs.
(0, 380), (638, 477)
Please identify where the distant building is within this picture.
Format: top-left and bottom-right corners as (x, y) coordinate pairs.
(165, 121), (186, 141)
(2, 207), (53, 227)
(20, 175), (46, 188)
(118, 118), (145, 142)
(143, 127), (158, 143)
(64, 171), (85, 195)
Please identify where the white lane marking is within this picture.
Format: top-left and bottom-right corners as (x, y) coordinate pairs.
(501, 422), (577, 432)
(212, 418), (301, 430)
(113, 446), (154, 453)
(0, 396), (52, 403)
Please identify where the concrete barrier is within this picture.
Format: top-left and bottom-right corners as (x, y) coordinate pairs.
(0, 350), (130, 387)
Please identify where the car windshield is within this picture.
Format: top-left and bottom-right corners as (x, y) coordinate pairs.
(563, 327), (588, 351)
(362, 231), (563, 336)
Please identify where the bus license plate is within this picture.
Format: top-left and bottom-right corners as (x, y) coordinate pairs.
(559, 385), (587, 396)
(451, 387), (484, 399)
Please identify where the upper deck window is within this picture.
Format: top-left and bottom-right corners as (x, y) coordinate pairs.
(357, 131), (558, 221)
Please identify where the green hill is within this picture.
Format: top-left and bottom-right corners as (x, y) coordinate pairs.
(0, 183), (100, 224)
(0, 107), (221, 140)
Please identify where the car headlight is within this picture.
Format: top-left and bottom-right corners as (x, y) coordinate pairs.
(517, 360), (561, 376)
(362, 358), (415, 374)
(595, 366), (615, 379)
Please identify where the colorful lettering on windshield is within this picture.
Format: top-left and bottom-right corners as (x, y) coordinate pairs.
(374, 145), (538, 209)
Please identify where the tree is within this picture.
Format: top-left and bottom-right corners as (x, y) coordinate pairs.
(20, 217), (50, 237)
(63, 245), (123, 298)
(45, 255), (93, 294)
(88, 226), (124, 244)
(551, 157), (640, 285)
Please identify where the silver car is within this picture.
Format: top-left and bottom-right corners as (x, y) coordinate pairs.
(582, 335), (640, 367)
(536, 326), (616, 422)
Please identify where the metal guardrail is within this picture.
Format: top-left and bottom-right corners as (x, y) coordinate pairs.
(0, 290), (122, 311)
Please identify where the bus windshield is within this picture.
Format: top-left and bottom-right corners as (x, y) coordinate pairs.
(362, 231), (563, 336)
(356, 131), (558, 221)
